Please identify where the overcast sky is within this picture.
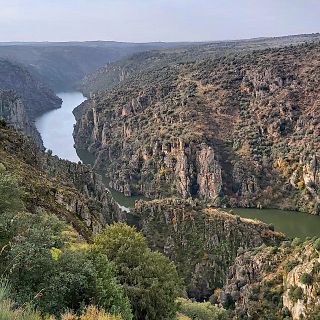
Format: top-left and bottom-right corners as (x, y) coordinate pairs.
(0, 0), (319, 42)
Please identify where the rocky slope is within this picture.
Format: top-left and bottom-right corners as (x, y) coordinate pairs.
(130, 198), (284, 300)
(220, 238), (320, 319)
(74, 40), (320, 214)
(0, 122), (121, 239)
(0, 90), (43, 146)
(0, 59), (61, 118)
(81, 33), (320, 95)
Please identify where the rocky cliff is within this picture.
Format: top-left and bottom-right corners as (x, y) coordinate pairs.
(0, 59), (61, 118)
(131, 198), (284, 300)
(220, 238), (320, 319)
(0, 122), (121, 238)
(0, 90), (43, 146)
(74, 41), (320, 214)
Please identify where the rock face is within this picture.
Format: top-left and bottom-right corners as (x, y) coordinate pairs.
(0, 90), (43, 146)
(220, 239), (320, 319)
(0, 59), (61, 118)
(74, 41), (320, 214)
(0, 123), (121, 238)
(131, 198), (284, 299)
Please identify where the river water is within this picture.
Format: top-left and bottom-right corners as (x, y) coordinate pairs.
(35, 91), (320, 239)
(35, 92), (84, 162)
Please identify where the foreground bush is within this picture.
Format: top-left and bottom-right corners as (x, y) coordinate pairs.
(62, 305), (122, 320)
(177, 298), (227, 320)
(2, 212), (132, 319)
(0, 171), (132, 319)
(94, 223), (183, 320)
(0, 279), (42, 320)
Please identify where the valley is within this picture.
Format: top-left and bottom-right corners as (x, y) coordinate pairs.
(35, 90), (320, 239)
(1, 32), (320, 319)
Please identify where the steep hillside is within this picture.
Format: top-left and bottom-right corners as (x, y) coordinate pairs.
(0, 59), (61, 118)
(80, 33), (320, 95)
(0, 122), (120, 239)
(0, 42), (192, 91)
(131, 198), (284, 299)
(74, 41), (320, 214)
(0, 90), (43, 146)
(220, 238), (320, 319)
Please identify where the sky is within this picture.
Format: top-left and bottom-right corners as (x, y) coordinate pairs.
(0, 0), (319, 42)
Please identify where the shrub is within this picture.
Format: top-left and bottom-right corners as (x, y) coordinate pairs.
(2, 211), (132, 319)
(291, 237), (302, 247)
(314, 238), (320, 251)
(94, 223), (183, 320)
(62, 306), (122, 320)
(177, 298), (227, 320)
(0, 163), (6, 173)
(288, 286), (303, 301)
(300, 273), (313, 285)
(0, 172), (24, 215)
(284, 260), (299, 273)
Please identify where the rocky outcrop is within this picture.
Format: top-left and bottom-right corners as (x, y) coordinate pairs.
(220, 239), (320, 319)
(74, 41), (320, 214)
(0, 90), (43, 146)
(131, 198), (285, 299)
(0, 123), (121, 238)
(0, 59), (61, 118)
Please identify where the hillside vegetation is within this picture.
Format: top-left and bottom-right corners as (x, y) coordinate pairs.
(74, 40), (320, 214)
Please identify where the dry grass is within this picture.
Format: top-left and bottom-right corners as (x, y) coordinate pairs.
(62, 306), (122, 320)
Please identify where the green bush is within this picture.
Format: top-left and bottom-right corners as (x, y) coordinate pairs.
(300, 273), (313, 285)
(284, 260), (299, 273)
(291, 237), (302, 247)
(94, 223), (183, 320)
(177, 298), (227, 320)
(314, 238), (320, 251)
(1, 209), (132, 319)
(0, 172), (24, 215)
(289, 286), (303, 301)
(0, 278), (42, 320)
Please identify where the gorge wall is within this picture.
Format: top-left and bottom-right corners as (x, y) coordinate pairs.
(74, 41), (320, 214)
(0, 90), (43, 146)
(131, 198), (284, 300)
(0, 123), (121, 238)
(0, 59), (62, 147)
(220, 238), (320, 319)
(0, 59), (61, 118)
(0, 42), (191, 92)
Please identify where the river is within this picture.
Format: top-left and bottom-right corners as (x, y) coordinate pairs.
(35, 91), (320, 239)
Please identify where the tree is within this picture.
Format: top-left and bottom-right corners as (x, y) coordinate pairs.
(300, 273), (313, 285)
(94, 223), (183, 320)
(0, 171), (24, 214)
(4, 212), (132, 319)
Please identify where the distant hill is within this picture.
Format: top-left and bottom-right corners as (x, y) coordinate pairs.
(80, 33), (320, 95)
(0, 59), (61, 117)
(0, 41), (194, 91)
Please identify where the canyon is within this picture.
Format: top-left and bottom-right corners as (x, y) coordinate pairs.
(1, 34), (320, 319)
(75, 40), (320, 215)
